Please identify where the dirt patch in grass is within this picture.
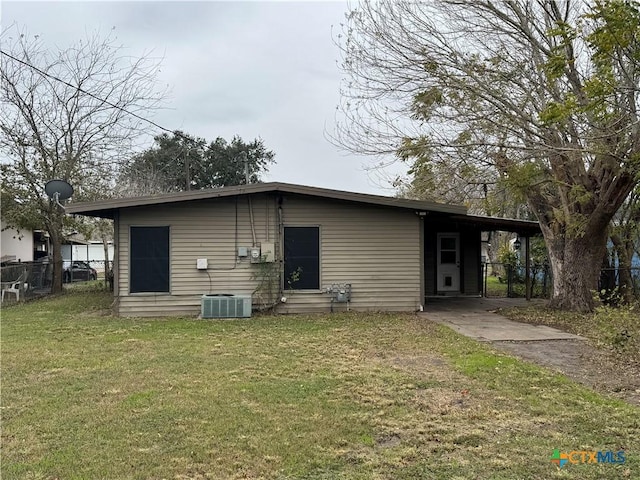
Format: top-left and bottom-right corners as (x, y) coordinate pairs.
(499, 304), (640, 406)
(492, 339), (640, 406)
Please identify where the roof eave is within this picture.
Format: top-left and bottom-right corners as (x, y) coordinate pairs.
(449, 214), (541, 235)
(65, 182), (468, 216)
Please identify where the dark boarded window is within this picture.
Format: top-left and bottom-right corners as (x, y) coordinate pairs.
(130, 226), (170, 293)
(284, 226), (319, 290)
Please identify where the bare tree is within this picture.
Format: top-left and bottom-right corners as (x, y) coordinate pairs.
(0, 29), (166, 293)
(335, 0), (640, 311)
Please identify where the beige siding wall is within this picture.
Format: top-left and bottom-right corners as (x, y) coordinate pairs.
(277, 195), (421, 313)
(117, 195), (278, 317)
(115, 193), (422, 317)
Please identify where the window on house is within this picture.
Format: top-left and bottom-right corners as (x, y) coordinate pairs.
(130, 226), (170, 293)
(284, 226), (319, 290)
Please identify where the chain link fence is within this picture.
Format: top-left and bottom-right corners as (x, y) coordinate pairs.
(1, 261), (53, 302)
(63, 259), (113, 283)
(482, 262), (552, 299)
(1, 259), (113, 303)
(483, 263), (640, 302)
(599, 267), (640, 304)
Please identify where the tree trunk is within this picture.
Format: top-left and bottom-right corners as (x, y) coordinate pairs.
(49, 228), (64, 294)
(102, 233), (113, 291)
(545, 229), (608, 312)
(102, 234), (110, 272)
(44, 207), (66, 294)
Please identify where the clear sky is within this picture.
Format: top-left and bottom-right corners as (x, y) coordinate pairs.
(1, 1), (407, 195)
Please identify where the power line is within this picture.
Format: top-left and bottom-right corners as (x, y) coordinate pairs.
(0, 48), (175, 136)
(0, 48), (241, 158)
(1, 48), (258, 187)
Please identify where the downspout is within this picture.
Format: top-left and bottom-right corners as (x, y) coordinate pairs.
(112, 210), (120, 313)
(248, 196), (257, 246)
(278, 196), (284, 298)
(251, 196), (284, 313)
(525, 235), (531, 301)
(265, 196), (269, 242)
(418, 214), (425, 311)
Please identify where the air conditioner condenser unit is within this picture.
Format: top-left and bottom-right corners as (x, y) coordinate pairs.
(201, 294), (252, 319)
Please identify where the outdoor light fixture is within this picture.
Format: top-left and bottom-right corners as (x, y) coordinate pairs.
(513, 238), (521, 250)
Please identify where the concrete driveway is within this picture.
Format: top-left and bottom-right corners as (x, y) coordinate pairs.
(423, 297), (583, 342)
(423, 298), (640, 406)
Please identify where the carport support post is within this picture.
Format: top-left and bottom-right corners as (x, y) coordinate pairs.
(525, 235), (531, 301)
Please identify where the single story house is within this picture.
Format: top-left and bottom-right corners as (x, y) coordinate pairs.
(1, 219), (55, 263)
(67, 182), (540, 317)
(1, 219), (34, 264)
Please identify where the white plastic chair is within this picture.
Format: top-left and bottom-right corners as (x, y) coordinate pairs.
(1, 272), (27, 303)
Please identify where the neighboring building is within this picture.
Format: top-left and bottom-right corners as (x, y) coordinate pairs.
(32, 230), (51, 260)
(67, 182), (540, 317)
(62, 239), (114, 273)
(1, 220), (34, 263)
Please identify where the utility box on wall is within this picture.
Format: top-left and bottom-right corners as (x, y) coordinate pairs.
(260, 242), (275, 262)
(196, 258), (208, 270)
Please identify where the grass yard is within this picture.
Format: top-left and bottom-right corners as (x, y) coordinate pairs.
(485, 275), (509, 297)
(2, 292), (638, 479)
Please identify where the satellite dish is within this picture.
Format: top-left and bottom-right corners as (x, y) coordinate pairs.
(45, 179), (74, 201)
(45, 179), (74, 209)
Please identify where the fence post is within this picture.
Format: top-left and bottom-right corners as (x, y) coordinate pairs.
(483, 262), (488, 297)
(525, 236), (531, 301)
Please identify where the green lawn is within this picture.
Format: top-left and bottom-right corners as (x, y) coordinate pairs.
(1, 292), (638, 479)
(485, 275), (508, 297)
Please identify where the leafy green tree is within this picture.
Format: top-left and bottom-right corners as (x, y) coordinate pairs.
(336, 0), (640, 311)
(122, 131), (275, 193)
(0, 30), (165, 293)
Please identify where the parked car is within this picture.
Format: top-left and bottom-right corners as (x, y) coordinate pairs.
(63, 261), (97, 282)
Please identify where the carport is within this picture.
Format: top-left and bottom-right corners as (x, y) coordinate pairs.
(421, 212), (542, 302)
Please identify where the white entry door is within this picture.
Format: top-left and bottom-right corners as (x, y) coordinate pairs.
(437, 233), (460, 292)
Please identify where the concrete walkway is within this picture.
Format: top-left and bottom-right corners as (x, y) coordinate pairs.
(423, 297), (583, 342)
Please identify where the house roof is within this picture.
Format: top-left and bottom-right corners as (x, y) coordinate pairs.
(66, 181), (540, 234)
(63, 232), (89, 245)
(66, 182), (468, 217)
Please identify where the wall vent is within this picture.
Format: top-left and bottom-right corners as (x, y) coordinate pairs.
(201, 294), (252, 318)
